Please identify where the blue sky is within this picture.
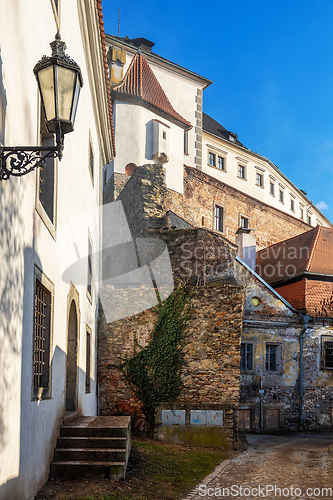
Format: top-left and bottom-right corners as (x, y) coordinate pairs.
(102, 0), (333, 223)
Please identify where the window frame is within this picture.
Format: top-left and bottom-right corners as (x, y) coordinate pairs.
(238, 164), (246, 180)
(240, 343), (254, 371)
(270, 181), (275, 197)
(32, 266), (54, 401)
(213, 203), (224, 233)
(35, 105), (58, 239)
(279, 189), (284, 204)
(85, 325), (92, 393)
(321, 337), (333, 370)
(256, 172), (264, 188)
(265, 343), (281, 372)
(208, 152), (216, 167)
(239, 214), (250, 229)
(87, 232), (93, 303)
(88, 131), (94, 186)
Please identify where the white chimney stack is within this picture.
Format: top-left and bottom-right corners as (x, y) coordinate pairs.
(236, 228), (256, 270)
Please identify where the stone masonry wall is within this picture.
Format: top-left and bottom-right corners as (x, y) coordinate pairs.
(98, 228), (245, 443)
(166, 166), (312, 250)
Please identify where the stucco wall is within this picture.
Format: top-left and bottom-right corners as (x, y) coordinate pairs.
(0, 1), (107, 498)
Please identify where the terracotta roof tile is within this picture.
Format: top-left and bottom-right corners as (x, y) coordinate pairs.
(256, 225), (333, 285)
(96, 0), (115, 155)
(112, 52), (192, 130)
(275, 279), (307, 311)
(306, 280), (333, 318)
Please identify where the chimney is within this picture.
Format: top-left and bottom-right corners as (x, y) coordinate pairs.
(235, 228), (256, 270)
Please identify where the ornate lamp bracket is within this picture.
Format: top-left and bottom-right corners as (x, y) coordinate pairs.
(0, 144), (63, 180)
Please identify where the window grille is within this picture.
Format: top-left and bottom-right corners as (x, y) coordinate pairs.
(34, 281), (51, 390)
(241, 343), (253, 371)
(323, 341), (333, 369)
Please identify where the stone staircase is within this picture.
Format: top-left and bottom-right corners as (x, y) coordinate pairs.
(50, 416), (131, 479)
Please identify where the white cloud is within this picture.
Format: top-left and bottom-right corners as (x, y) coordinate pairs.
(316, 201), (329, 211)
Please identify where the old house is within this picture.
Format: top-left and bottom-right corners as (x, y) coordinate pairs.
(255, 226), (333, 429)
(0, 1), (115, 498)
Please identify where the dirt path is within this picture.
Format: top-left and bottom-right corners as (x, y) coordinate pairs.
(184, 433), (333, 500)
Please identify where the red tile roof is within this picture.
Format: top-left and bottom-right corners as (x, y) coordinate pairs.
(112, 52), (192, 130)
(97, 0), (115, 155)
(275, 279), (307, 311)
(307, 280), (333, 318)
(256, 226), (333, 285)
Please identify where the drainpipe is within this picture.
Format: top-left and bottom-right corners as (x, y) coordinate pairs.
(299, 314), (310, 431)
(259, 377), (263, 433)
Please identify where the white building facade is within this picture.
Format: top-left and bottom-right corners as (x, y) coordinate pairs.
(0, 1), (113, 498)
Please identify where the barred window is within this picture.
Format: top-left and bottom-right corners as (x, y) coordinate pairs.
(323, 341), (333, 369)
(266, 344), (280, 371)
(209, 152), (216, 167)
(86, 329), (91, 393)
(33, 278), (52, 397)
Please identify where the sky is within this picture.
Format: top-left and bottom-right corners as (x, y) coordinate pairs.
(102, 0), (333, 224)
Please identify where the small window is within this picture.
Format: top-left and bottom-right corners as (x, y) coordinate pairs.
(300, 207), (304, 220)
(256, 172), (263, 187)
(87, 235), (93, 300)
(238, 164), (246, 179)
(33, 268), (54, 400)
(162, 131), (167, 140)
(270, 181), (275, 196)
(209, 152), (216, 167)
(279, 189), (284, 204)
(322, 340), (333, 369)
(86, 328), (91, 393)
(266, 344), (280, 371)
(184, 131), (189, 155)
(37, 109), (57, 227)
(240, 215), (249, 229)
(214, 205), (224, 232)
(103, 169), (107, 187)
(229, 134), (235, 142)
(217, 156), (225, 170)
(290, 198), (295, 212)
(88, 134), (94, 183)
(241, 343), (253, 371)
(308, 215), (312, 225)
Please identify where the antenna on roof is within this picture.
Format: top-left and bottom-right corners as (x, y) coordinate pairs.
(118, 8), (120, 37)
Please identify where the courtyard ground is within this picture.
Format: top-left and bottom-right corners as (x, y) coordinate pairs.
(184, 432), (333, 500)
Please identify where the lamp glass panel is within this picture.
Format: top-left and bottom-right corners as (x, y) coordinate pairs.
(38, 66), (56, 121)
(70, 75), (81, 125)
(56, 66), (76, 121)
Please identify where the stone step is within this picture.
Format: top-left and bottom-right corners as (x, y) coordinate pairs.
(60, 416), (130, 438)
(50, 416), (131, 480)
(54, 448), (126, 462)
(57, 436), (127, 449)
(50, 461), (126, 479)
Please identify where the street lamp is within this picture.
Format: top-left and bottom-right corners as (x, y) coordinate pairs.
(0, 33), (83, 180)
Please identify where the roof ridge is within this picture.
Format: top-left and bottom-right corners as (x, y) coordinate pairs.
(256, 226), (315, 254)
(306, 225), (321, 272)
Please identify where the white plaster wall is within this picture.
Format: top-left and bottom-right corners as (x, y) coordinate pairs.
(202, 131), (329, 228)
(113, 100), (185, 194)
(0, 1), (105, 498)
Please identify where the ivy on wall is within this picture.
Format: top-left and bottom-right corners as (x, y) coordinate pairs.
(120, 282), (191, 433)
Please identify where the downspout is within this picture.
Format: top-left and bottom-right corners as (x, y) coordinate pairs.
(299, 314), (310, 431)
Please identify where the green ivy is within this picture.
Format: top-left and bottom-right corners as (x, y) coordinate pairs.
(120, 282), (191, 433)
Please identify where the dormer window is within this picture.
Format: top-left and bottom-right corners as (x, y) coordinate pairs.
(229, 134), (235, 142)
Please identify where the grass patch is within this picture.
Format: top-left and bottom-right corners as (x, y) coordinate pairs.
(36, 438), (228, 500)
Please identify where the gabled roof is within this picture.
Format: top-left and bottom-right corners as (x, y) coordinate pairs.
(203, 113), (246, 148)
(256, 226), (333, 285)
(112, 52), (192, 130)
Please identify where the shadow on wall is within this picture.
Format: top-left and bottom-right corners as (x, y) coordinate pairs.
(0, 46), (7, 145)
(145, 120), (153, 160)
